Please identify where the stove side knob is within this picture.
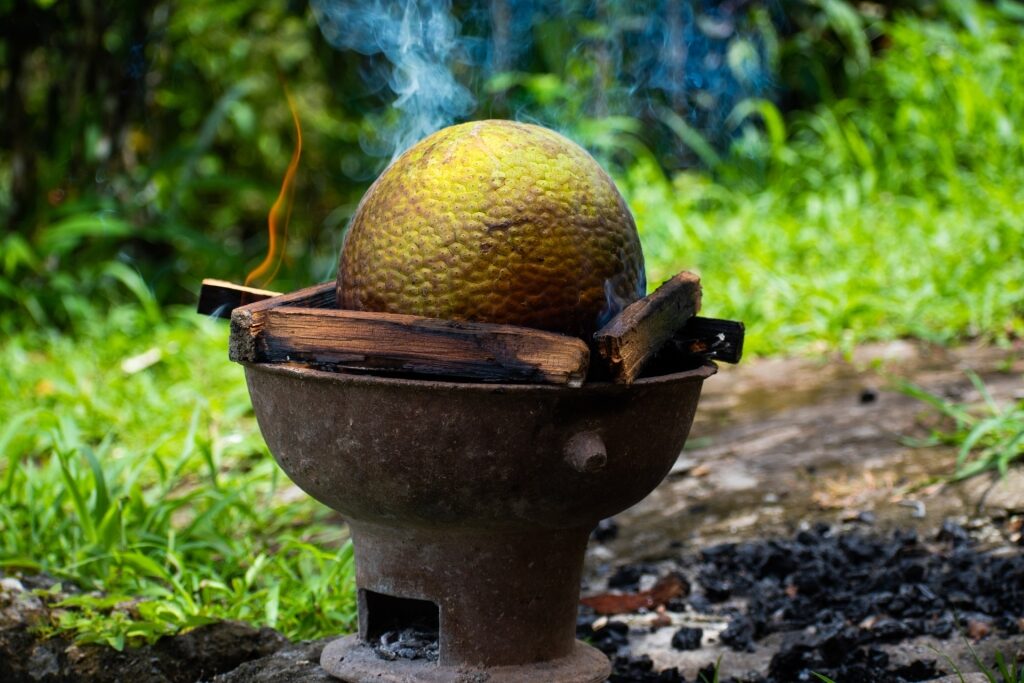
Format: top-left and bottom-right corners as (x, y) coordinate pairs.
(564, 431), (607, 473)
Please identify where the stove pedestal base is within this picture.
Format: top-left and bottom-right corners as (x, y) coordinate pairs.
(320, 635), (610, 683)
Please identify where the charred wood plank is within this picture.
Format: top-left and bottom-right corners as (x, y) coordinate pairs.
(228, 281), (337, 362)
(230, 305), (590, 386)
(592, 271), (702, 383)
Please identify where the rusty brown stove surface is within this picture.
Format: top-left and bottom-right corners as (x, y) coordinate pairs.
(244, 361), (715, 682)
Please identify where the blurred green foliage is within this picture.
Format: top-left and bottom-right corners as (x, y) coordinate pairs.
(0, 0), (376, 325)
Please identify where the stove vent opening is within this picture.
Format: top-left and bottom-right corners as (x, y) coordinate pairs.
(363, 589), (441, 662)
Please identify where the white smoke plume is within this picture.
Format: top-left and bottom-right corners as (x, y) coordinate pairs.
(311, 0), (474, 161)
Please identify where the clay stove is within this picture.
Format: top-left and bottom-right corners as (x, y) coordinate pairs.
(213, 277), (728, 682)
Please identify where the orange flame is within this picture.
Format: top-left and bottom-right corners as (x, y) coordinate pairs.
(245, 87), (302, 289)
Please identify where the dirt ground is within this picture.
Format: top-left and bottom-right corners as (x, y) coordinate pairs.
(597, 341), (1024, 563)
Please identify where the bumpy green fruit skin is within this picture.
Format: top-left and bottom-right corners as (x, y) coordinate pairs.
(338, 119), (645, 339)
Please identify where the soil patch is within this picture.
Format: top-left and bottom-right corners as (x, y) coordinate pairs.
(598, 341), (1024, 565)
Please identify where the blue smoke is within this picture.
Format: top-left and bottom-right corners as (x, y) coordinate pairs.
(311, 0), (475, 160)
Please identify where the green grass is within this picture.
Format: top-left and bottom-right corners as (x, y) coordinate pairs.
(901, 370), (1024, 480)
(0, 301), (356, 649)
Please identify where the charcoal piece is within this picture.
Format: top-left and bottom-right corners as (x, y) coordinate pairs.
(609, 654), (688, 683)
(372, 627), (439, 662)
(795, 529), (821, 546)
(897, 527), (921, 545)
(608, 564), (647, 590)
(863, 646), (890, 669)
(902, 561), (927, 582)
(670, 626), (703, 651)
(937, 519), (971, 545)
(700, 542), (736, 560)
(792, 561), (827, 596)
(696, 663), (721, 683)
(997, 614), (1022, 634)
(768, 643), (819, 680)
(582, 620), (630, 656)
(592, 518), (620, 543)
(760, 544), (799, 577)
(720, 615), (756, 652)
(864, 617), (912, 642)
(701, 578), (732, 602)
(926, 612), (956, 638)
(892, 658), (939, 681)
(811, 612), (860, 664)
(608, 653), (652, 682)
(840, 534), (878, 562)
(663, 596), (689, 613)
(686, 594), (712, 614)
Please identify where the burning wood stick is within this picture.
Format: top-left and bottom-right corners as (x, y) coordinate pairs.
(229, 290), (590, 386)
(592, 271), (702, 384)
(197, 279), (281, 318)
(229, 280), (337, 313)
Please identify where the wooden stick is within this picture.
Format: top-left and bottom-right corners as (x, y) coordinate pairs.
(197, 279), (281, 319)
(592, 271), (702, 384)
(230, 301), (590, 386)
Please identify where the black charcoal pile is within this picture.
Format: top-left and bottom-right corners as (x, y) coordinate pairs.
(580, 522), (1024, 683)
(372, 626), (440, 662)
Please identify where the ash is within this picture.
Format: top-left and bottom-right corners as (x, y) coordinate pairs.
(372, 626), (440, 662)
(580, 522), (1024, 682)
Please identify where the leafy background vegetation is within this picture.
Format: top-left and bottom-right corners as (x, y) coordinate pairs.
(1, 0), (1022, 649)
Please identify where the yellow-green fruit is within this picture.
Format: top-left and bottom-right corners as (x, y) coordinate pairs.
(338, 119), (645, 338)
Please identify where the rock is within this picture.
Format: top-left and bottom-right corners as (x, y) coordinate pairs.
(209, 638), (334, 682)
(0, 622), (287, 683)
(0, 575), (287, 683)
(963, 468), (1024, 514)
(669, 627), (702, 651)
(930, 675), (990, 683)
(151, 622), (288, 681)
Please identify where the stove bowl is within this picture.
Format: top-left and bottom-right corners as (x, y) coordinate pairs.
(244, 361), (715, 682)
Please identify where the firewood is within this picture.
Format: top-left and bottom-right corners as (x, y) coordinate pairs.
(592, 271), (702, 383)
(197, 279), (281, 319)
(230, 300), (590, 386)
